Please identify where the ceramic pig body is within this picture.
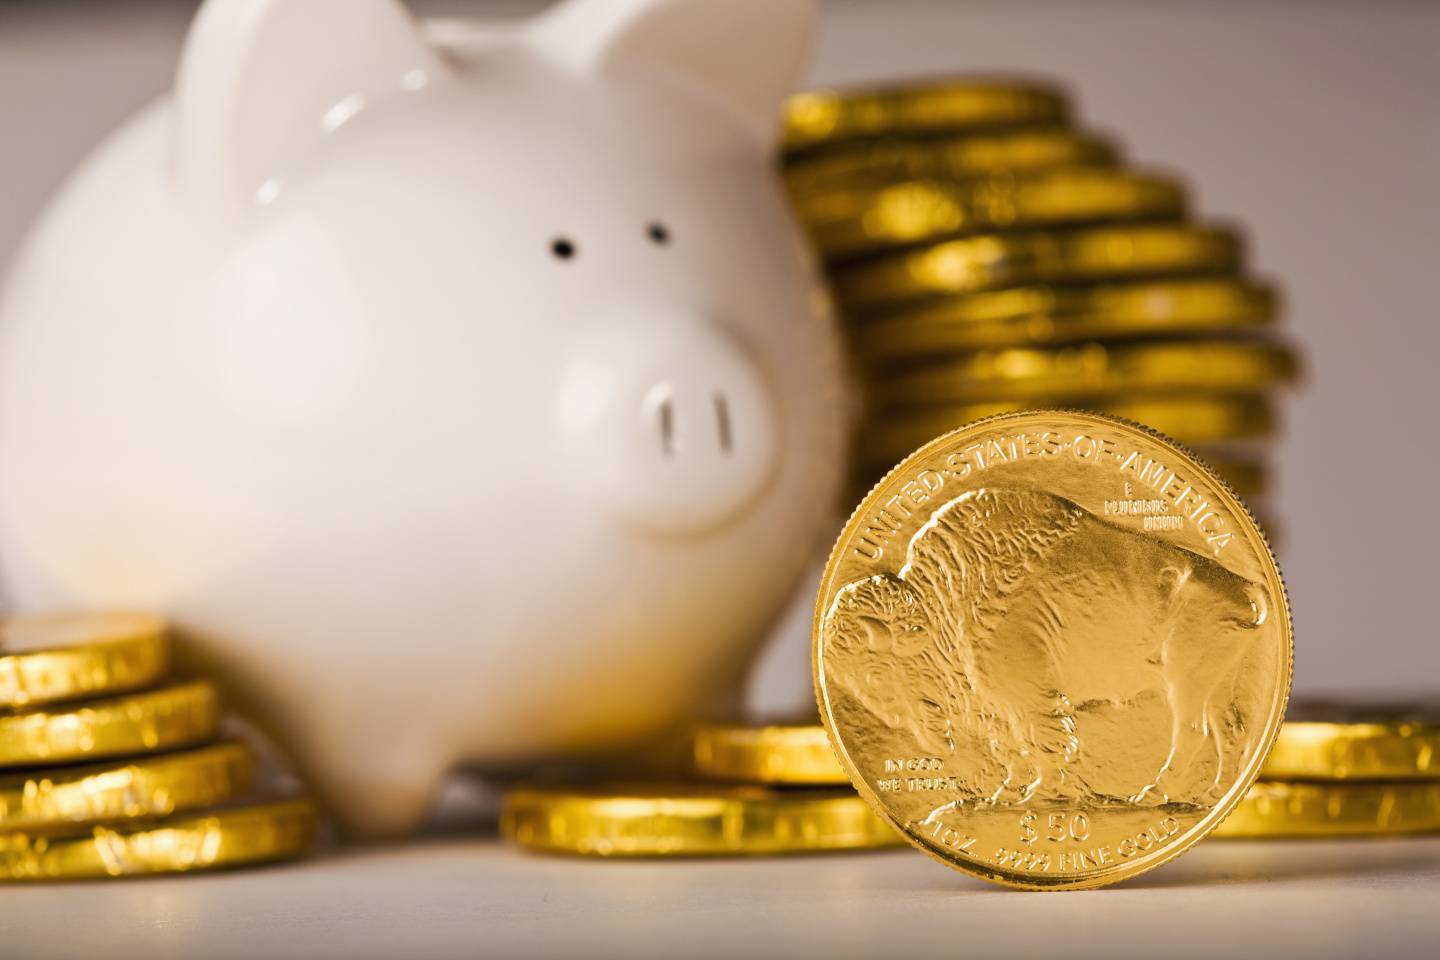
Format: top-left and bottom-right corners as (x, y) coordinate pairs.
(0, 0), (845, 834)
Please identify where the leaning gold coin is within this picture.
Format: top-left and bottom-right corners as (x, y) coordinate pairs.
(849, 278), (1278, 359)
(784, 80), (1069, 152)
(834, 224), (1243, 307)
(0, 741), (252, 831)
(691, 721), (846, 785)
(1260, 701), (1440, 781)
(0, 798), (317, 880)
(816, 410), (1292, 889)
(0, 613), (168, 709)
(794, 170), (1186, 259)
(1214, 781), (1440, 838)
(870, 340), (1299, 407)
(858, 395), (1276, 468)
(0, 681), (219, 768)
(501, 783), (902, 857)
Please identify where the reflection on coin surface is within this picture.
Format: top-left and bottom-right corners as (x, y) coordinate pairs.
(0, 612), (168, 709)
(1262, 700), (1440, 781)
(815, 410), (1292, 889)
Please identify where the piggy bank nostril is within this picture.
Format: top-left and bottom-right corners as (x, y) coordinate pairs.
(713, 393), (733, 454)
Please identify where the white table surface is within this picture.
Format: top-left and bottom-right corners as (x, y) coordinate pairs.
(3, 835), (1436, 959)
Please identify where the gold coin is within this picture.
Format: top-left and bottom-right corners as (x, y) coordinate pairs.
(0, 798), (317, 880)
(0, 612), (168, 709)
(858, 395), (1275, 467)
(795, 170), (1187, 259)
(0, 681), (219, 768)
(816, 410), (1292, 889)
(784, 81), (1069, 153)
(501, 783), (902, 856)
(691, 721), (844, 785)
(1214, 781), (1440, 838)
(1261, 701), (1440, 781)
(849, 278), (1278, 358)
(784, 128), (1119, 196)
(834, 224), (1243, 307)
(870, 340), (1299, 407)
(0, 740), (252, 830)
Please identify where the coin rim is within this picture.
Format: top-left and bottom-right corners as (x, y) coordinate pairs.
(812, 408), (1293, 890)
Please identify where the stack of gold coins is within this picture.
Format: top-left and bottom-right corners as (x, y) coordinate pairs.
(782, 78), (1299, 531)
(0, 612), (317, 881)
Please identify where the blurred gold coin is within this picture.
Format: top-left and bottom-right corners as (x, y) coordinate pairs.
(858, 395), (1276, 467)
(1214, 781), (1440, 838)
(817, 410), (1292, 889)
(850, 278), (1278, 359)
(0, 798), (317, 880)
(0, 681), (219, 768)
(784, 128), (1119, 195)
(0, 740), (252, 831)
(1261, 701), (1440, 781)
(784, 80), (1068, 152)
(796, 170), (1186, 259)
(870, 340), (1299, 407)
(834, 224), (1243, 307)
(691, 721), (844, 785)
(0, 612), (168, 709)
(501, 783), (902, 856)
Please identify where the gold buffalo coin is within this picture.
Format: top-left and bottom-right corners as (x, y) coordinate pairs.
(784, 128), (1119, 195)
(0, 681), (219, 768)
(834, 224), (1243, 307)
(501, 783), (902, 856)
(870, 340), (1299, 407)
(858, 395), (1276, 467)
(784, 81), (1068, 153)
(1261, 701), (1440, 781)
(0, 612), (168, 709)
(795, 170), (1186, 259)
(815, 410), (1292, 889)
(0, 741), (253, 831)
(0, 798), (317, 880)
(691, 721), (847, 785)
(1214, 781), (1440, 838)
(850, 278), (1278, 359)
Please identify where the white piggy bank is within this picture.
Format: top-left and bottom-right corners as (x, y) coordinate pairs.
(0, 0), (845, 834)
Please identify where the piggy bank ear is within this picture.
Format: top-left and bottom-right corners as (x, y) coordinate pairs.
(175, 0), (444, 228)
(533, 0), (817, 147)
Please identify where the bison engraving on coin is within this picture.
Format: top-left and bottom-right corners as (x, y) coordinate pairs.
(821, 487), (1270, 810)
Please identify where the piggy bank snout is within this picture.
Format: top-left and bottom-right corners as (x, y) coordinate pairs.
(558, 321), (779, 536)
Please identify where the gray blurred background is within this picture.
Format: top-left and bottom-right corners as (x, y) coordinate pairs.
(2, 0), (1436, 697)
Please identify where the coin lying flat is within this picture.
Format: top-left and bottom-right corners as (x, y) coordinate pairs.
(0, 681), (219, 768)
(0, 798), (317, 880)
(857, 395), (1275, 467)
(795, 170), (1186, 259)
(870, 340), (1299, 408)
(691, 721), (845, 785)
(849, 278), (1278, 359)
(1213, 781), (1440, 838)
(784, 81), (1068, 153)
(0, 613), (168, 709)
(501, 783), (903, 856)
(816, 410), (1292, 889)
(0, 740), (252, 831)
(1261, 701), (1440, 781)
(784, 128), (1119, 196)
(833, 224), (1243, 307)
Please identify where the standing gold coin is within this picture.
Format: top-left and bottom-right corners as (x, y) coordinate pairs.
(0, 799), (317, 880)
(1261, 701), (1440, 781)
(0, 612), (168, 709)
(0, 681), (219, 767)
(1214, 781), (1440, 838)
(691, 721), (847, 785)
(794, 170), (1186, 259)
(0, 740), (252, 830)
(501, 783), (902, 857)
(815, 410), (1292, 889)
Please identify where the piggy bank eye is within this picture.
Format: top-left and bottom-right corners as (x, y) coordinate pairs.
(647, 222), (671, 246)
(550, 237), (577, 260)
